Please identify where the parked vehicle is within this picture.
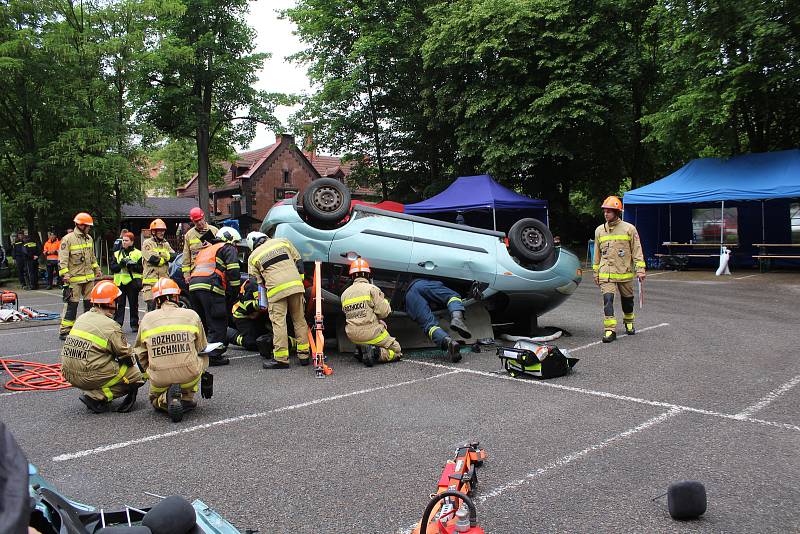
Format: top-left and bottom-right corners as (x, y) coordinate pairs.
(260, 179), (582, 331)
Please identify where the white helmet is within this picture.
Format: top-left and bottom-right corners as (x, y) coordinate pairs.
(217, 226), (242, 244)
(246, 231), (268, 251)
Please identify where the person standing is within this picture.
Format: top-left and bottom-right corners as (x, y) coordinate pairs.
(109, 231), (143, 331)
(59, 280), (144, 413)
(43, 232), (62, 289)
(23, 233), (40, 290)
(141, 219), (175, 311)
(340, 258), (402, 367)
(134, 278), (209, 423)
(58, 213), (102, 339)
(592, 195), (646, 343)
(187, 226), (241, 365)
(182, 208), (218, 276)
(11, 231), (29, 289)
(248, 233), (310, 369)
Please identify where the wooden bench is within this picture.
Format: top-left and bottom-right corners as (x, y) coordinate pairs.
(753, 244), (800, 272)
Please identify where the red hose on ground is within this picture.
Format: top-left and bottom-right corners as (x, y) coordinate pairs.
(0, 359), (72, 391)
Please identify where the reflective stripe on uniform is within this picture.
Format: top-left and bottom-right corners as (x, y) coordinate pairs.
(250, 242), (290, 265)
(273, 349), (290, 358)
(225, 263), (239, 269)
(69, 328), (108, 348)
(296, 342), (310, 352)
(141, 324), (200, 339)
(428, 325), (442, 338)
(150, 374), (201, 394)
(342, 295), (371, 307)
(188, 238), (201, 245)
(365, 330), (388, 345)
(598, 272), (634, 280)
(447, 296), (462, 305)
(69, 243), (93, 250)
(181, 266), (191, 273)
(189, 283), (212, 291)
(70, 274), (96, 283)
(59, 267), (69, 275)
(623, 313), (635, 321)
(266, 279), (303, 298)
(597, 234), (631, 243)
(592, 264), (599, 270)
(61, 319), (75, 327)
(603, 318), (617, 327)
(100, 364), (129, 401)
(635, 261), (646, 268)
(142, 278), (158, 284)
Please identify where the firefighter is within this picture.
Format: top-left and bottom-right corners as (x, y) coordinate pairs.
(340, 258), (402, 367)
(43, 232), (61, 289)
(181, 208), (218, 276)
(24, 233), (40, 290)
(227, 275), (275, 356)
(11, 231), (29, 289)
(592, 195), (646, 342)
(109, 231), (143, 331)
(249, 232), (310, 369)
(188, 226), (241, 365)
(141, 219), (176, 311)
(134, 278), (209, 423)
(404, 279), (472, 362)
(58, 213), (102, 339)
(60, 281), (144, 414)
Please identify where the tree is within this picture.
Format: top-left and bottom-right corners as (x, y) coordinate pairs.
(142, 0), (281, 213)
(148, 138), (197, 196)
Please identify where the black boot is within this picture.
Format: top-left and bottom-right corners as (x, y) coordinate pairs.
(167, 384), (183, 422)
(207, 346), (230, 366)
(358, 345), (375, 367)
(441, 337), (463, 363)
(625, 323), (636, 335)
(602, 330), (617, 343)
(450, 311), (472, 339)
(116, 384), (140, 413)
(262, 359), (290, 369)
(79, 395), (110, 414)
(256, 334), (273, 359)
(298, 356), (311, 366)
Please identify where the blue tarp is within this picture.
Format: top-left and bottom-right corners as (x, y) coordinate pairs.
(624, 150), (800, 205)
(405, 175), (547, 213)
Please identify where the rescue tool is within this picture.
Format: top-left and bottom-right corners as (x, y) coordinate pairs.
(308, 260), (332, 378)
(413, 442), (486, 534)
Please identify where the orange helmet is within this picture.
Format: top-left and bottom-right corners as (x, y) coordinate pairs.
(149, 218), (167, 231)
(189, 207), (205, 222)
(74, 212), (94, 226)
(349, 257), (371, 276)
(601, 196), (623, 211)
(90, 281), (121, 304)
(151, 277), (181, 299)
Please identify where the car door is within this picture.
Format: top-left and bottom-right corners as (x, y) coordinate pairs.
(329, 210), (414, 273)
(408, 222), (497, 285)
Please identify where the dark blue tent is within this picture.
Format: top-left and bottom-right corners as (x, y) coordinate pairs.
(405, 174), (548, 230)
(623, 150), (800, 266)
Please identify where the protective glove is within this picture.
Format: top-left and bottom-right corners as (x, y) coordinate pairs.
(200, 371), (213, 399)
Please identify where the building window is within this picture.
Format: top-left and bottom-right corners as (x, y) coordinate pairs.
(691, 207), (738, 244)
(283, 170), (290, 184)
(791, 202), (800, 244)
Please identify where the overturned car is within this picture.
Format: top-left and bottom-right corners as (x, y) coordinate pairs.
(259, 179), (581, 335)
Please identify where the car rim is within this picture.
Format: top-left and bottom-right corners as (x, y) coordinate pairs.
(313, 186), (343, 212)
(521, 226), (545, 252)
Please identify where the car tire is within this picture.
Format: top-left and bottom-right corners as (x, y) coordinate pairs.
(178, 295), (192, 309)
(302, 178), (351, 226)
(508, 218), (554, 264)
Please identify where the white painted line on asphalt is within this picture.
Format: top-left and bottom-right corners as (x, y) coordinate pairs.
(477, 407), (682, 502)
(52, 369), (462, 462)
(404, 360), (800, 433)
(645, 271), (671, 277)
(33, 290), (64, 299)
(567, 322), (670, 353)
(228, 352), (258, 360)
(1, 348), (59, 358)
(0, 327), (60, 337)
(734, 274), (758, 280)
(398, 408), (683, 533)
(734, 374), (800, 419)
(0, 390), (27, 397)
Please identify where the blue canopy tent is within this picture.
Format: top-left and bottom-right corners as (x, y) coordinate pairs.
(623, 149), (800, 266)
(405, 174), (548, 231)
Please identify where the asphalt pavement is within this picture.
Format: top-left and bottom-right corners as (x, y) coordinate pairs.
(1, 270), (799, 533)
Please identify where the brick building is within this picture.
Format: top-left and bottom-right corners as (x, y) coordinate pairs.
(177, 133), (375, 232)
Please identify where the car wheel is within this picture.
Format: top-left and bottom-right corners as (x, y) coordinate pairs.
(178, 295), (192, 309)
(302, 178), (351, 226)
(508, 218), (554, 263)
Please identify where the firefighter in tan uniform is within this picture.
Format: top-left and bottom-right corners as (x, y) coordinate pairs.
(134, 278), (210, 423)
(181, 207), (218, 276)
(141, 218), (176, 311)
(249, 234), (310, 369)
(592, 195), (646, 343)
(58, 212), (103, 339)
(60, 281), (144, 413)
(340, 258), (402, 367)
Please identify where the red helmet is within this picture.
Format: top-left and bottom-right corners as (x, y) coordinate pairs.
(349, 258), (371, 276)
(90, 281), (121, 304)
(74, 212), (94, 226)
(601, 196), (623, 211)
(189, 208), (205, 222)
(151, 277), (181, 299)
(149, 218), (167, 231)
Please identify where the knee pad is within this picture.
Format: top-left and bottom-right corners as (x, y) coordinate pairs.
(256, 334), (274, 358)
(621, 296), (634, 314)
(603, 293), (614, 316)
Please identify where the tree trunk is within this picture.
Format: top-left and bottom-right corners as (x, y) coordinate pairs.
(195, 54), (213, 215)
(363, 60), (388, 200)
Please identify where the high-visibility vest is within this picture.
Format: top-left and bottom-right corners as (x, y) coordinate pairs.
(189, 243), (227, 290)
(43, 239), (61, 261)
(113, 248), (143, 286)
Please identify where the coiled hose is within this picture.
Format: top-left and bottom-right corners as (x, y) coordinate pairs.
(0, 359), (71, 391)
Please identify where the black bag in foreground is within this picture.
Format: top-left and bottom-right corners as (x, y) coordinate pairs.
(497, 342), (578, 379)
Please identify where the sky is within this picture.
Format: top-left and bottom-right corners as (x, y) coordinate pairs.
(245, 0), (312, 150)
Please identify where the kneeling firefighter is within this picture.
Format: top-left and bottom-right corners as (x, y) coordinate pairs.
(404, 279), (472, 362)
(340, 258), (402, 367)
(60, 281), (144, 413)
(134, 278), (211, 423)
(187, 226), (241, 365)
